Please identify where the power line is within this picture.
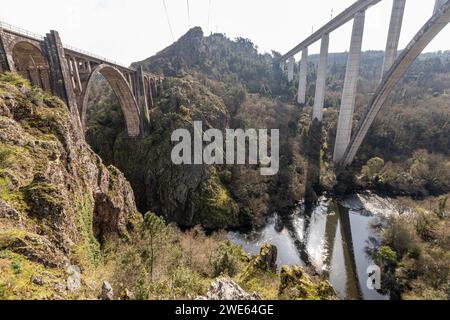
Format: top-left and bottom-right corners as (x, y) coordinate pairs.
(187, 0), (191, 29)
(162, 0), (174, 42)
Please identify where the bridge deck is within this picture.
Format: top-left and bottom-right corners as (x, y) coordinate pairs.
(279, 0), (382, 61)
(1, 20), (128, 70)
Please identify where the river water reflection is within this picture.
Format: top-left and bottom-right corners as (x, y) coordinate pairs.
(228, 195), (391, 300)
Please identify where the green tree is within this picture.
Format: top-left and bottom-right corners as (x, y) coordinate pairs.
(361, 157), (385, 183)
(140, 212), (167, 281)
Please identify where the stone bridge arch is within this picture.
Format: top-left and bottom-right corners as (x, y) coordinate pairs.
(81, 64), (141, 137)
(11, 41), (51, 92)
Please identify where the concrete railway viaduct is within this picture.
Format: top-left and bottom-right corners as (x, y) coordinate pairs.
(280, 0), (450, 166)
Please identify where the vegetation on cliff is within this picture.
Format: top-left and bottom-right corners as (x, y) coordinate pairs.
(0, 72), (143, 299)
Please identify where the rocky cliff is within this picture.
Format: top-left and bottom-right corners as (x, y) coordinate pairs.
(0, 73), (141, 299)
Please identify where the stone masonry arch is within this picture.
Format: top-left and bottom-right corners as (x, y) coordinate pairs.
(81, 64), (141, 137)
(1, 26), (163, 138)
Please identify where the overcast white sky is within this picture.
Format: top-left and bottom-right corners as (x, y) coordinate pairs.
(1, 0), (449, 66)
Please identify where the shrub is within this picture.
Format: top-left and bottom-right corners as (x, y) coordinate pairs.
(135, 273), (150, 300)
(210, 241), (247, 277)
(172, 266), (205, 298)
(11, 260), (22, 275)
(360, 157), (384, 184)
(375, 246), (398, 270)
(0, 72), (31, 88)
(0, 146), (13, 169)
(434, 196), (448, 219)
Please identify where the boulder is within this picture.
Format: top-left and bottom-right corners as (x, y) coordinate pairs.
(101, 281), (114, 300)
(30, 275), (45, 286)
(254, 244), (277, 272)
(199, 278), (260, 300)
(66, 265), (81, 292)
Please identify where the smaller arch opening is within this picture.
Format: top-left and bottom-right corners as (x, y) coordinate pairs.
(12, 41), (51, 92)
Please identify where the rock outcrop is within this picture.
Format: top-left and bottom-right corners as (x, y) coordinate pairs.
(0, 74), (142, 299)
(198, 278), (261, 300)
(240, 243), (278, 282)
(101, 281), (114, 300)
(278, 265), (336, 300)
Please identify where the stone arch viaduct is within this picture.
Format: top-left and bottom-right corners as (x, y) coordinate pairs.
(0, 23), (163, 137)
(279, 0), (450, 166)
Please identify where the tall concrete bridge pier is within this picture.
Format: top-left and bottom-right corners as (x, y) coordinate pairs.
(279, 0), (450, 166)
(0, 22), (163, 137)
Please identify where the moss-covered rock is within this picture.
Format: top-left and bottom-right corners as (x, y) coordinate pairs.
(278, 265), (335, 300)
(240, 244), (277, 282)
(0, 229), (68, 268)
(192, 170), (240, 229)
(0, 250), (67, 300)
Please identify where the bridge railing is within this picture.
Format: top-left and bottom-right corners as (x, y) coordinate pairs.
(0, 21), (44, 41)
(0, 20), (130, 70)
(62, 43), (129, 69)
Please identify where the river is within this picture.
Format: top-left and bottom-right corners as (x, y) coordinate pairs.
(228, 194), (399, 300)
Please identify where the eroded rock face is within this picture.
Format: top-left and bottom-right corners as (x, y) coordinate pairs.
(0, 77), (142, 277)
(199, 278), (261, 300)
(87, 76), (241, 229)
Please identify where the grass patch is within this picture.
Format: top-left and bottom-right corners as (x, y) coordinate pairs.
(0, 72), (31, 89)
(0, 250), (65, 300)
(74, 195), (101, 267)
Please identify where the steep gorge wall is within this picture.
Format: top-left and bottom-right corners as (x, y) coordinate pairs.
(0, 74), (141, 298)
